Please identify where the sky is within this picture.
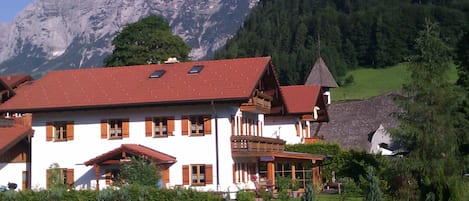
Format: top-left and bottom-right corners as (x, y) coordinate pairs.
(0, 0), (33, 23)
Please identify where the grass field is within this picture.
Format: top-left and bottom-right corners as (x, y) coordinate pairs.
(331, 63), (459, 101)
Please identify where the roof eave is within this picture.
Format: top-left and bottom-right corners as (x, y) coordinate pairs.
(0, 97), (250, 113)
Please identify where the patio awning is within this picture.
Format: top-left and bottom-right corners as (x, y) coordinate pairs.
(84, 144), (176, 166)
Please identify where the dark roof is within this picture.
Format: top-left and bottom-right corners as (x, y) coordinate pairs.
(0, 74), (33, 89)
(0, 57), (275, 112)
(0, 123), (34, 155)
(84, 144), (177, 166)
(279, 85), (322, 114)
(305, 57), (338, 88)
(317, 92), (401, 150)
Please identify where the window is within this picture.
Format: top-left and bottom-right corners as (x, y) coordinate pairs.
(109, 120), (122, 138)
(101, 119), (129, 139)
(149, 69), (166, 78)
(182, 115), (211, 136)
(190, 116), (204, 135)
(295, 121), (308, 137)
(46, 168), (74, 188)
(54, 122), (67, 140)
(191, 165), (205, 185)
(145, 117), (175, 137)
(188, 65), (204, 74)
(46, 121), (74, 142)
(182, 164), (213, 186)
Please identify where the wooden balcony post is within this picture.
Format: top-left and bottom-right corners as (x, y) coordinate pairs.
(267, 162), (275, 188)
(94, 164), (100, 191)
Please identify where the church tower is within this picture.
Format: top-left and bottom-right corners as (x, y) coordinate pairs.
(304, 56), (338, 105)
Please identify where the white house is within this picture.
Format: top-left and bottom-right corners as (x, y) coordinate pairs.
(0, 57), (329, 193)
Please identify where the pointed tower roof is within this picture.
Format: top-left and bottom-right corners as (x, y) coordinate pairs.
(305, 56), (338, 88)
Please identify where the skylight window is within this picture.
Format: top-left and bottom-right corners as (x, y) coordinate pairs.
(188, 65), (204, 74)
(149, 69), (166, 78)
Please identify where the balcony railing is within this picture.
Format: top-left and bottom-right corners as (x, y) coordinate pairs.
(231, 135), (286, 152)
(240, 91), (273, 114)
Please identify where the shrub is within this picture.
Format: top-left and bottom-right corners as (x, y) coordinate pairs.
(0, 187), (223, 201)
(236, 190), (256, 201)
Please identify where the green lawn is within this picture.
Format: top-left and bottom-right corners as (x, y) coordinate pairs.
(331, 63), (459, 101)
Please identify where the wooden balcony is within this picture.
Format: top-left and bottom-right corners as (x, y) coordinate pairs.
(240, 91), (273, 114)
(231, 135), (286, 153)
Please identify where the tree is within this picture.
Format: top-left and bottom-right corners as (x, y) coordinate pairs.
(455, 28), (469, 178)
(104, 15), (191, 67)
(365, 166), (384, 201)
(118, 156), (161, 187)
(391, 20), (465, 201)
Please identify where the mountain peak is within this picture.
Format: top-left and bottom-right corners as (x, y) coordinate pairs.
(0, 0), (258, 78)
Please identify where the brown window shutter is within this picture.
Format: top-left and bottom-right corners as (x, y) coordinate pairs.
(167, 117), (175, 136)
(240, 117), (244, 135)
(66, 169), (74, 187)
(248, 119), (252, 136)
(237, 116), (242, 135)
(182, 165), (189, 185)
(46, 122), (53, 141)
(295, 122), (300, 137)
(105, 169), (111, 185)
(203, 116), (212, 135)
(205, 164), (213, 184)
(260, 121), (263, 136)
(67, 122), (74, 141)
(181, 117), (189, 136)
(145, 117), (153, 137)
(100, 120), (108, 139)
(122, 119), (129, 138)
(256, 120), (260, 136)
(162, 168), (170, 188)
(246, 119), (250, 136)
(231, 116), (235, 136)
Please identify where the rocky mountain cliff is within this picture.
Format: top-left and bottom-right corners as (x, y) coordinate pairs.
(0, 0), (258, 78)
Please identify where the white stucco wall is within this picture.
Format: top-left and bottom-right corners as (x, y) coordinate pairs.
(0, 162), (27, 191)
(264, 116), (303, 144)
(369, 125), (392, 155)
(29, 103), (240, 192)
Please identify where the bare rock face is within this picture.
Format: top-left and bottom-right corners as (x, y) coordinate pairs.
(0, 0), (258, 77)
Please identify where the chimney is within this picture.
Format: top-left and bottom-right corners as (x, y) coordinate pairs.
(164, 57), (179, 64)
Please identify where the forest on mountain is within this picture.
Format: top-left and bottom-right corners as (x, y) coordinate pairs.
(212, 0), (469, 85)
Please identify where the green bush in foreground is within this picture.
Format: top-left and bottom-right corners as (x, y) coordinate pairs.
(0, 185), (223, 201)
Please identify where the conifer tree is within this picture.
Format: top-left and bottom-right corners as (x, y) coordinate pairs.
(365, 166), (383, 201)
(392, 20), (465, 201)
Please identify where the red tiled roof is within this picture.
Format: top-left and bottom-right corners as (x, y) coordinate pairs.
(280, 85), (322, 114)
(0, 57), (272, 112)
(0, 124), (34, 155)
(84, 144), (176, 166)
(0, 74), (33, 89)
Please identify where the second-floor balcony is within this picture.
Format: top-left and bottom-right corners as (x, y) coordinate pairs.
(231, 135), (285, 153)
(240, 90), (273, 114)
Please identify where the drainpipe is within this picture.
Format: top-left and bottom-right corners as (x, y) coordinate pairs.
(211, 100), (220, 191)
